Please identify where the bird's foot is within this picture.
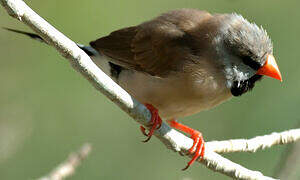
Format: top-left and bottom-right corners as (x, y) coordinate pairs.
(167, 119), (205, 170)
(140, 104), (162, 142)
(183, 130), (205, 170)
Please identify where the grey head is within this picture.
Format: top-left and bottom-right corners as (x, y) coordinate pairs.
(213, 13), (273, 96)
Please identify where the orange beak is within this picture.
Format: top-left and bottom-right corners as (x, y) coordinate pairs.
(256, 54), (282, 81)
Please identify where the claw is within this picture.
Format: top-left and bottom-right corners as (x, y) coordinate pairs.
(167, 119), (205, 170)
(140, 126), (148, 136)
(183, 131), (205, 171)
(139, 104), (162, 142)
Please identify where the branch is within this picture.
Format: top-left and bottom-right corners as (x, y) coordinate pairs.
(38, 143), (92, 180)
(207, 128), (300, 153)
(1, 0), (298, 179)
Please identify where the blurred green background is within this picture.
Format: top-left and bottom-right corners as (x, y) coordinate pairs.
(0, 0), (299, 179)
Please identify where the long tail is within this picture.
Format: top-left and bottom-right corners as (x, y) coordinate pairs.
(3, 27), (99, 56)
(4, 27), (124, 80)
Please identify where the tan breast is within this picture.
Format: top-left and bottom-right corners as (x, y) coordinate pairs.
(118, 63), (232, 120)
(92, 54), (232, 120)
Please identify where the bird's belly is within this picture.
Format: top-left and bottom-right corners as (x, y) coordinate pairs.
(91, 56), (232, 119)
(118, 70), (232, 119)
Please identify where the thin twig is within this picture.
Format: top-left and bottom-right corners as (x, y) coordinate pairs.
(207, 128), (300, 153)
(38, 143), (92, 180)
(1, 0), (298, 179)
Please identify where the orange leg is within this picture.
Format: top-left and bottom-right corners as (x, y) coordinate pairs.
(140, 104), (162, 142)
(167, 119), (205, 170)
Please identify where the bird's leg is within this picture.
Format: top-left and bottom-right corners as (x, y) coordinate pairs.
(140, 104), (162, 142)
(167, 119), (205, 170)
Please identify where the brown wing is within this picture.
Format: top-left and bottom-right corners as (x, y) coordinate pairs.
(90, 9), (212, 77)
(90, 26), (139, 70)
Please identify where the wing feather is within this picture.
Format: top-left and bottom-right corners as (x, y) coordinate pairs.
(90, 9), (212, 77)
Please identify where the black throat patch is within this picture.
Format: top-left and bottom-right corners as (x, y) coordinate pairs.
(230, 74), (263, 96)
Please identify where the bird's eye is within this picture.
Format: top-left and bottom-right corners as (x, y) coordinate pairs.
(241, 56), (261, 70)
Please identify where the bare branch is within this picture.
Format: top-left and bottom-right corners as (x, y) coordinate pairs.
(207, 128), (300, 153)
(38, 143), (92, 180)
(1, 0), (298, 179)
(195, 151), (277, 180)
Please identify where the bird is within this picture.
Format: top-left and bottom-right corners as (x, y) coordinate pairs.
(4, 8), (282, 170)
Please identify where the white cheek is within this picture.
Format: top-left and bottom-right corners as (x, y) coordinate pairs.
(236, 63), (256, 79)
(224, 63), (256, 88)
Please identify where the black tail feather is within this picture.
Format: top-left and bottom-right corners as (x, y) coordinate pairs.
(3, 27), (46, 43)
(3, 27), (98, 56)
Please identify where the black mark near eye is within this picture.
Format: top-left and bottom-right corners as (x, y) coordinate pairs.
(241, 56), (261, 70)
